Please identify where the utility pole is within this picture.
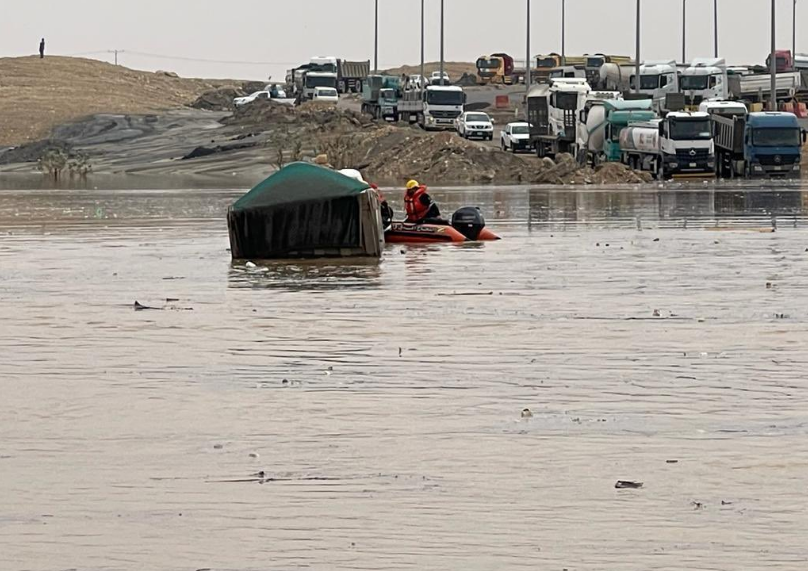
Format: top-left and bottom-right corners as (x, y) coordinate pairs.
(374, 0), (379, 73)
(440, 0), (445, 85)
(526, 0), (531, 94)
(635, 0), (641, 94)
(714, 0), (719, 58)
(794, 0), (798, 59)
(771, 0), (777, 111)
(108, 49), (124, 65)
(420, 0), (425, 87)
(682, 0), (686, 65)
(561, 0), (566, 65)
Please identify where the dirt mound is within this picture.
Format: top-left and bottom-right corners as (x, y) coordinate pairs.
(225, 99), (377, 137)
(0, 56), (237, 146)
(191, 87), (246, 111)
(349, 129), (533, 185)
(533, 153), (654, 185)
(455, 73), (479, 87)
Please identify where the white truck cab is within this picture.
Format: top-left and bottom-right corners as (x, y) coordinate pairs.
(399, 85), (465, 131)
(638, 60), (680, 112)
(681, 58), (728, 107)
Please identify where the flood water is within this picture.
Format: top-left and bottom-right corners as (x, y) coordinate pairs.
(2, 182), (808, 570)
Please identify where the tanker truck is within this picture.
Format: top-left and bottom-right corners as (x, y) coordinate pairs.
(619, 112), (715, 178)
(577, 98), (656, 165)
(599, 62), (637, 92)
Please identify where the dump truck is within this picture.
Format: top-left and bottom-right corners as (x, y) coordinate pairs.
(399, 85), (466, 130)
(337, 60), (371, 93)
(619, 112), (715, 178)
(476, 53), (515, 85)
(528, 78), (591, 158)
(361, 75), (401, 121)
(713, 111), (804, 178)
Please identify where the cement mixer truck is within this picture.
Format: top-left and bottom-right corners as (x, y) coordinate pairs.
(577, 98), (656, 165)
(619, 111), (715, 178)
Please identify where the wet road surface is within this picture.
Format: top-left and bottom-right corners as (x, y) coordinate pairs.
(2, 183), (808, 570)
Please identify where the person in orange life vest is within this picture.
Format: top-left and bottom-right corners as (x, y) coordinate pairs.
(404, 180), (441, 224)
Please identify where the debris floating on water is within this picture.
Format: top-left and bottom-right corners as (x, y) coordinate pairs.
(615, 480), (644, 489)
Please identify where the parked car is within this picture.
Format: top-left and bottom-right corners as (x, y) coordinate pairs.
(501, 122), (532, 153)
(456, 111), (494, 140)
(430, 71), (451, 85)
(234, 91), (271, 107)
(313, 87), (339, 103)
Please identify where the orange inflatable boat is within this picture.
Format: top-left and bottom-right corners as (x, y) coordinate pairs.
(384, 207), (501, 244)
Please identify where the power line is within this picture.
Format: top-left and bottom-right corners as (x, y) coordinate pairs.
(124, 50), (299, 66)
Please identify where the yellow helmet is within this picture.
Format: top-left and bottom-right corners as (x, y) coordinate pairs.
(406, 180), (420, 190)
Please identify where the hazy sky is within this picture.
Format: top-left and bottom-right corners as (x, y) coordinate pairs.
(2, 0), (805, 80)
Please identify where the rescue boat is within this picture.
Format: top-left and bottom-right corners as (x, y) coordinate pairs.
(384, 207), (501, 244)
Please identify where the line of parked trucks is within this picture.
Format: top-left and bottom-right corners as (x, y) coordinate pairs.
(527, 77), (805, 179)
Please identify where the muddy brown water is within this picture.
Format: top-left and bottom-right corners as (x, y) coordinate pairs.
(2, 182), (808, 570)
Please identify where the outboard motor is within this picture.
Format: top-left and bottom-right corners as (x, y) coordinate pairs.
(451, 206), (486, 241)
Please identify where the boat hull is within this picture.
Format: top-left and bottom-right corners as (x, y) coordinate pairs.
(385, 222), (500, 244)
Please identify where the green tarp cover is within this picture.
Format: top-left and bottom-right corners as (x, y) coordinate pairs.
(233, 162), (370, 211)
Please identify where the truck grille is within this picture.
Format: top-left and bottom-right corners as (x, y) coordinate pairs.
(758, 154), (797, 166)
(676, 149), (711, 162)
(431, 110), (461, 119)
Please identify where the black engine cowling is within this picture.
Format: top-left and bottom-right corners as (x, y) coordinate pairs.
(451, 206), (486, 241)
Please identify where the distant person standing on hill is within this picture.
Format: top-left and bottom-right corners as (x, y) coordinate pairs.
(39, 38), (45, 59)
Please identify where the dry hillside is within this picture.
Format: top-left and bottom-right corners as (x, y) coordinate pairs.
(383, 61), (477, 80)
(0, 56), (239, 146)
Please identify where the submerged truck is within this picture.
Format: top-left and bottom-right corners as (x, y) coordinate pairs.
(619, 112), (715, 178)
(577, 98), (656, 165)
(399, 85), (465, 130)
(476, 53), (515, 85)
(361, 75), (401, 121)
(528, 78), (591, 158)
(713, 112), (804, 178)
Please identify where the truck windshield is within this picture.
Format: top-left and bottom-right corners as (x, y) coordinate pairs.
(537, 57), (557, 68)
(310, 63), (337, 73)
(586, 57), (604, 68)
(639, 74), (660, 89)
(752, 128), (801, 147)
(380, 89), (396, 100)
(681, 75), (708, 90)
(477, 58), (500, 69)
(306, 76), (337, 88)
(427, 91), (464, 105)
(669, 119), (712, 140)
(512, 125), (530, 135)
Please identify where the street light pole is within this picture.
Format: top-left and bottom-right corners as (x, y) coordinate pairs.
(794, 0), (798, 59)
(714, 0), (719, 58)
(420, 0), (425, 86)
(771, 0), (777, 111)
(682, 0), (686, 65)
(561, 0), (566, 65)
(440, 0), (445, 85)
(635, 0), (641, 94)
(374, 0), (378, 73)
(526, 0), (531, 93)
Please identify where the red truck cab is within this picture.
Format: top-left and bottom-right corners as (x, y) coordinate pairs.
(767, 50), (794, 73)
